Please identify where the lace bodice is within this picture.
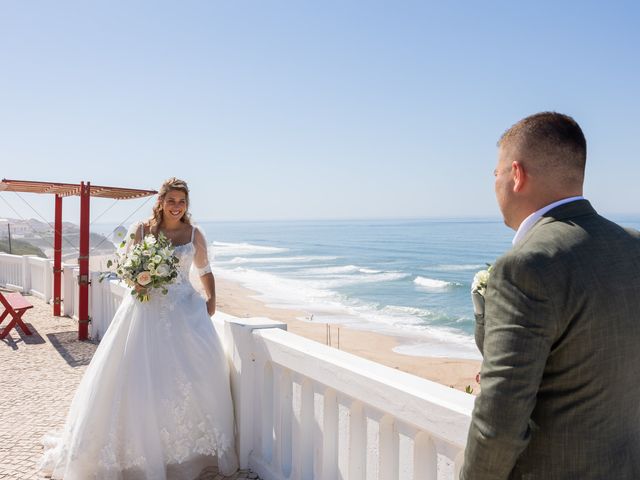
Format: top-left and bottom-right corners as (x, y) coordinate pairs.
(173, 242), (195, 286)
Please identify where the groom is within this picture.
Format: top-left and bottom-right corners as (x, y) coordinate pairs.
(461, 112), (640, 479)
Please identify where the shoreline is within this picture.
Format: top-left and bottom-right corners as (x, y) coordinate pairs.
(215, 276), (481, 392)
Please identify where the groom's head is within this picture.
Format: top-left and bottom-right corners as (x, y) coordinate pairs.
(494, 112), (587, 229)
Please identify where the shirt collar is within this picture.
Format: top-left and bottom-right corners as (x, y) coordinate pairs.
(512, 196), (585, 245)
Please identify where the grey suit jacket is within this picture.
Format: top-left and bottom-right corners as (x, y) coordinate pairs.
(462, 200), (640, 480)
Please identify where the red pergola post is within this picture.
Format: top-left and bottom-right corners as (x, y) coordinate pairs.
(53, 194), (63, 316)
(78, 182), (91, 340)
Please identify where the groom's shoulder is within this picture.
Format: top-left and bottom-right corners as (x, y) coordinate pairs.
(499, 212), (640, 273)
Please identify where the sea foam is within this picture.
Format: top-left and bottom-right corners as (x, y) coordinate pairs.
(224, 255), (337, 265)
(212, 241), (288, 257)
(413, 276), (459, 291)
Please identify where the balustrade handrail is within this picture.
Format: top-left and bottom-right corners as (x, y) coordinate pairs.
(0, 252), (23, 263)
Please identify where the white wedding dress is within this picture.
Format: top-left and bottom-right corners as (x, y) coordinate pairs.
(39, 225), (238, 480)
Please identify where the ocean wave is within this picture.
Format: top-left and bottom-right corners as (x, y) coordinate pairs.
(430, 263), (486, 272)
(211, 241), (288, 257)
(313, 272), (409, 288)
(413, 276), (459, 291)
(382, 305), (433, 317)
(301, 265), (382, 275)
(223, 255), (337, 265)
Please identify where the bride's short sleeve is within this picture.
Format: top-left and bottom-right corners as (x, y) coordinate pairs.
(192, 226), (212, 276)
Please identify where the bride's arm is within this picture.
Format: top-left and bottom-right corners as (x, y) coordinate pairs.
(193, 227), (216, 316)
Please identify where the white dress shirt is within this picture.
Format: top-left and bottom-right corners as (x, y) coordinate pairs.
(512, 196), (585, 245)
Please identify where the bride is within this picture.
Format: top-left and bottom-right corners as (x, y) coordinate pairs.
(39, 178), (239, 479)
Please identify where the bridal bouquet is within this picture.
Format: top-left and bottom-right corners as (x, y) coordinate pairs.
(104, 232), (180, 302)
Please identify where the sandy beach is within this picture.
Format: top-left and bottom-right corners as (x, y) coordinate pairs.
(215, 276), (481, 392)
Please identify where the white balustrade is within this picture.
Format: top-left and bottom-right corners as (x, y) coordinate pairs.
(63, 264), (77, 317)
(89, 274), (128, 340)
(28, 257), (48, 300)
(0, 253), (24, 291)
(225, 318), (474, 480)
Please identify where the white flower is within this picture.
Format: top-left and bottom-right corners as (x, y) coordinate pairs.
(472, 268), (491, 296)
(144, 235), (157, 245)
(152, 255), (162, 264)
(156, 264), (171, 277)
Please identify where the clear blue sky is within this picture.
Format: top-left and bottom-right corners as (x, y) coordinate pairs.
(1, 1), (638, 224)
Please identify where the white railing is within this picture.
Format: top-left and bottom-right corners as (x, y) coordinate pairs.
(28, 256), (52, 302)
(0, 254), (59, 306)
(224, 318), (474, 480)
(89, 272), (129, 340)
(0, 253), (128, 339)
(0, 253), (26, 291)
(63, 264), (77, 317)
(1, 253), (474, 479)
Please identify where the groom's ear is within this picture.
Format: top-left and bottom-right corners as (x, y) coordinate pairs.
(512, 161), (526, 192)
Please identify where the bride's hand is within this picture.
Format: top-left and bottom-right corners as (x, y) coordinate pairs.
(134, 284), (147, 295)
(206, 298), (216, 316)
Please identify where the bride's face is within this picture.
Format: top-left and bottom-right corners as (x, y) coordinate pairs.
(161, 189), (188, 222)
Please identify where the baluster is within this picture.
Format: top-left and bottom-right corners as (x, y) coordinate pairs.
(337, 395), (350, 478)
(365, 408), (381, 479)
(262, 362), (274, 463)
(312, 384), (325, 479)
(321, 388), (338, 480)
(413, 431), (437, 480)
(348, 400), (365, 480)
(299, 378), (314, 480)
(379, 415), (398, 480)
(396, 423), (415, 480)
(280, 369), (293, 478)
(290, 375), (302, 479)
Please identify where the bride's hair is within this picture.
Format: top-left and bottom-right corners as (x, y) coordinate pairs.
(147, 177), (192, 232)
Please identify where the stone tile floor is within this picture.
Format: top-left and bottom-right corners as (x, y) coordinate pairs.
(0, 293), (259, 480)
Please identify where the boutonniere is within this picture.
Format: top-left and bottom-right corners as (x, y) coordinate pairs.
(471, 265), (492, 317)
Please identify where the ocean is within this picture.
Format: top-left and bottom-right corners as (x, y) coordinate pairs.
(95, 216), (640, 359)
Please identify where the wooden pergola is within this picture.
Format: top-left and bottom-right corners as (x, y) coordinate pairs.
(0, 179), (156, 340)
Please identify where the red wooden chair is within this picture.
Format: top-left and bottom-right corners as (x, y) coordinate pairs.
(0, 291), (34, 340)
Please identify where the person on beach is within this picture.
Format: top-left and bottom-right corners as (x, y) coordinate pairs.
(462, 112), (640, 479)
(39, 178), (238, 479)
